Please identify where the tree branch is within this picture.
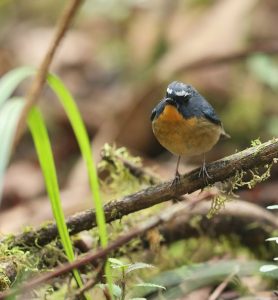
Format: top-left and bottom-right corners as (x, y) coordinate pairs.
(6, 138), (278, 248)
(159, 199), (278, 249)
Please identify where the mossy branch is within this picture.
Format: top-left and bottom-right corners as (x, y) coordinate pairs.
(5, 138), (278, 248)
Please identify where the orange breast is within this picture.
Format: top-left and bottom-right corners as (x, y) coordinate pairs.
(158, 105), (184, 122)
(152, 106), (221, 156)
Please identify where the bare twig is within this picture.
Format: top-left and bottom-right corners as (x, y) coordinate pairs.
(0, 200), (200, 299)
(13, 0), (83, 147)
(6, 138), (278, 248)
(73, 263), (104, 299)
(208, 268), (239, 300)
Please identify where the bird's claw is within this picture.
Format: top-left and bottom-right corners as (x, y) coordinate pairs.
(171, 172), (181, 188)
(198, 162), (212, 184)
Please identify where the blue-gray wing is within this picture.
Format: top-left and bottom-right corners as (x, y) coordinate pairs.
(150, 108), (156, 121)
(187, 93), (222, 125)
(150, 99), (167, 121)
(202, 105), (221, 125)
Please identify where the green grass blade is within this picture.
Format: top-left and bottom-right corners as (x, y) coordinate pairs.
(46, 74), (108, 246)
(0, 67), (35, 107)
(0, 98), (25, 202)
(0, 67), (35, 202)
(47, 75), (108, 247)
(46, 74), (113, 297)
(27, 107), (83, 289)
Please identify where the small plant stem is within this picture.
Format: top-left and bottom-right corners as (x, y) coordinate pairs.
(208, 268), (239, 300)
(121, 268), (126, 300)
(74, 263), (104, 298)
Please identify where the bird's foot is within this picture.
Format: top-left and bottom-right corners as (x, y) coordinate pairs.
(171, 171), (181, 188)
(198, 162), (212, 184)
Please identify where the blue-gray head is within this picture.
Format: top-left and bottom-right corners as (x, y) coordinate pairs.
(166, 81), (194, 100)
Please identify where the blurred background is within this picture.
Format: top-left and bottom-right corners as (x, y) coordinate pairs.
(1, 0), (278, 240)
(0, 0), (278, 298)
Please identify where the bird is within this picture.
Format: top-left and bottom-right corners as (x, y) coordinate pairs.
(151, 81), (229, 184)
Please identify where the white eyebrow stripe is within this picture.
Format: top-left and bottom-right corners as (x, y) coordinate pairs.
(167, 88), (173, 94)
(175, 90), (188, 96)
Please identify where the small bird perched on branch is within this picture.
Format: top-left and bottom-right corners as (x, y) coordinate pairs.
(151, 81), (229, 184)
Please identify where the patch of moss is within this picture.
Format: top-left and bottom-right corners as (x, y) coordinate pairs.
(98, 143), (152, 198)
(0, 267), (11, 291)
(0, 242), (35, 291)
(250, 137), (262, 147)
(207, 194), (228, 219)
(0, 238), (67, 292)
(208, 138), (274, 217)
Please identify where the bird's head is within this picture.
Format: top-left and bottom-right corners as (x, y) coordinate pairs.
(165, 81), (193, 104)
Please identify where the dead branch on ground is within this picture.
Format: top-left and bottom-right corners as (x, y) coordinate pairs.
(5, 138), (278, 248)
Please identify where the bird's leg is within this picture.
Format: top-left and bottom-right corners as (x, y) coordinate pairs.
(171, 155), (181, 187)
(198, 154), (212, 183)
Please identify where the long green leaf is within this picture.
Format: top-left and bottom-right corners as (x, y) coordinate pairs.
(0, 67), (35, 202)
(135, 283), (166, 290)
(0, 67), (35, 107)
(46, 74), (108, 246)
(0, 98), (25, 201)
(27, 107), (83, 288)
(260, 265), (278, 272)
(267, 205), (278, 210)
(46, 74), (113, 297)
(133, 260), (264, 299)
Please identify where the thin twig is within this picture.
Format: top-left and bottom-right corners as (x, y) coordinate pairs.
(6, 138), (278, 248)
(208, 268), (239, 300)
(73, 263), (104, 299)
(13, 0), (83, 147)
(0, 200), (200, 299)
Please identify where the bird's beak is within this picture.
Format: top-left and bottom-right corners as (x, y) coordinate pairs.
(165, 98), (176, 106)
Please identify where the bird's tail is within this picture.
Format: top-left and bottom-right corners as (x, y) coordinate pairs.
(220, 128), (231, 139)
